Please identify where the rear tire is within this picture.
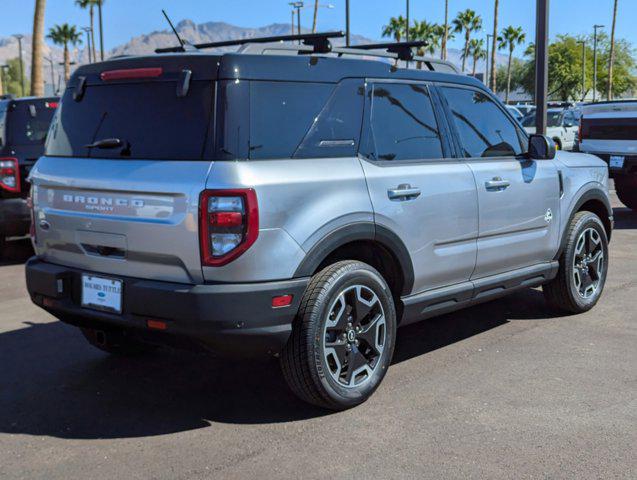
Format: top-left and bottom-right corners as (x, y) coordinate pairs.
(616, 183), (637, 211)
(543, 211), (609, 313)
(80, 327), (156, 356)
(281, 261), (397, 410)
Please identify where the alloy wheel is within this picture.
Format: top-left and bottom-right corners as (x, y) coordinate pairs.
(572, 227), (605, 299)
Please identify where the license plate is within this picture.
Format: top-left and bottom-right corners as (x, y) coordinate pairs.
(81, 274), (123, 314)
(609, 156), (625, 169)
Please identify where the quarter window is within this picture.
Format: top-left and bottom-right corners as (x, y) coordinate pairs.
(367, 82), (443, 161)
(441, 87), (524, 158)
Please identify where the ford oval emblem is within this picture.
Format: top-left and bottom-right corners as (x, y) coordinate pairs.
(98, 292), (106, 298)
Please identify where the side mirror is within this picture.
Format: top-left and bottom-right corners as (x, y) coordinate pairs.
(528, 134), (556, 160)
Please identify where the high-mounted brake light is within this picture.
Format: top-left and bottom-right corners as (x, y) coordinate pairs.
(100, 67), (163, 82)
(0, 158), (20, 193)
(45, 101), (58, 109)
(199, 189), (259, 267)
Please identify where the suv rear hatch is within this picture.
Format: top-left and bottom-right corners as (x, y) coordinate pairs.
(580, 101), (637, 154)
(30, 55), (219, 283)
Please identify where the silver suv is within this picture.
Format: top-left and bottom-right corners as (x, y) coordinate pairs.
(25, 36), (613, 410)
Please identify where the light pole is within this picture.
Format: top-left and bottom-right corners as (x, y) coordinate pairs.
(534, 0), (549, 135)
(577, 40), (586, 101)
(486, 34), (494, 87)
(289, 2), (304, 38)
(592, 24), (604, 102)
(44, 57), (56, 95)
(98, 0), (105, 61)
(345, 0), (350, 46)
(82, 27), (93, 63)
(405, 0), (410, 43)
(12, 34), (25, 97)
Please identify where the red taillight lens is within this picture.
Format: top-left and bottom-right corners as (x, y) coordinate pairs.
(100, 67), (163, 82)
(0, 158), (20, 193)
(199, 189), (259, 267)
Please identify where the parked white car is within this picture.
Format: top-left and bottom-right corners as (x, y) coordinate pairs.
(523, 108), (579, 150)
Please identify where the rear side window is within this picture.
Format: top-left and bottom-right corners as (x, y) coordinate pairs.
(46, 81), (214, 160)
(249, 81), (333, 160)
(366, 82), (443, 161)
(442, 87), (524, 158)
(4, 101), (56, 146)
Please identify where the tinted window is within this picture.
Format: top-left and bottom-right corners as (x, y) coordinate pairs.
(442, 87), (523, 157)
(5, 100), (57, 146)
(294, 79), (364, 159)
(46, 81), (214, 160)
(249, 81), (333, 159)
(368, 82), (443, 161)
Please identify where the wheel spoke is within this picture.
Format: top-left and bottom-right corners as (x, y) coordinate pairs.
(325, 339), (349, 370)
(357, 313), (385, 356)
(353, 286), (377, 324)
(344, 345), (370, 386)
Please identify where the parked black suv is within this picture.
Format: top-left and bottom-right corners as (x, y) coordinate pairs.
(0, 96), (59, 250)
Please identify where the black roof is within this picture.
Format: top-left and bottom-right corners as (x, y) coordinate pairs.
(70, 52), (483, 90)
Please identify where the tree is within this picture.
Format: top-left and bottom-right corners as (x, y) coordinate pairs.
(441, 0), (449, 60)
(31, 0), (47, 97)
(1, 58), (31, 97)
(75, 0), (99, 62)
(47, 24), (82, 82)
(490, 0), (499, 91)
(498, 26), (526, 103)
(452, 9), (482, 72)
(607, 0), (618, 99)
(382, 16), (407, 43)
(467, 38), (486, 76)
(410, 20), (442, 67)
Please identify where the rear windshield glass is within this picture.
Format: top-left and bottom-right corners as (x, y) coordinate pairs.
(1, 100), (57, 147)
(45, 81), (214, 160)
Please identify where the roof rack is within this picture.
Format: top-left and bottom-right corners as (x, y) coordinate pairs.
(340, 41), (428, 61)
(155, 31), (344, 54)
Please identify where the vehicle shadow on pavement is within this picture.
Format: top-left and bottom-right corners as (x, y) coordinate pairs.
(0, 238), (33, 266)
(613, 207), (637, 230)
(0, 288), (561, 439)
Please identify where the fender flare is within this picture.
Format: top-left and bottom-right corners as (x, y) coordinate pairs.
(294, 222), (415, 296)
(555, 187), (613, 259)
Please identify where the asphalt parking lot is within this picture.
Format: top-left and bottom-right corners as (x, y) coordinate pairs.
(1, 191), (635, 480)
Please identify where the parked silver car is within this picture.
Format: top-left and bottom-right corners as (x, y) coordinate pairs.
(25, 36), (613, 410)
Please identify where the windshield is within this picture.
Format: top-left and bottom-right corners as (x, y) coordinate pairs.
(46, 81), (214, 160)
(3, 100), (57, 146)
(521, 111), (562, 128)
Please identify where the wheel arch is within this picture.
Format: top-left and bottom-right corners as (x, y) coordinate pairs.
(294, 222), (415, 298)
(556, 187), (613, 260)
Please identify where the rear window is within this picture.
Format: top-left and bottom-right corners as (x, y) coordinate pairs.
(45, 81), (214, 160)
(2, 100), (57, 147)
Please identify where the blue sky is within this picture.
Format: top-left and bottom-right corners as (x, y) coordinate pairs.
(1, 0), (634, 52)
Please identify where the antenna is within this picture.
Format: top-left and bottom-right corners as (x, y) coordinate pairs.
(161, 9), (190, 52)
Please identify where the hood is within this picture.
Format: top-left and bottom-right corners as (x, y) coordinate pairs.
(554, 150), (608, 168)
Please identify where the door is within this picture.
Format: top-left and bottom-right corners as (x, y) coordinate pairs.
(360, 81), (478, 295)
(562, 110), (579, 150)
(439, 86), (561, 279)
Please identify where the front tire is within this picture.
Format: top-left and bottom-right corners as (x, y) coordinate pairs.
(281, 261), (397, 410)
(543, 211), (609, 313)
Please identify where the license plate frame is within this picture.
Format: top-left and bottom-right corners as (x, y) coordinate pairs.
(609, 155), (625, 169)
(81, 274), (123, 314)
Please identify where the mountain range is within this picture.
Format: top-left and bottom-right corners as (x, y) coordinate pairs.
(1, 19), (510, 91)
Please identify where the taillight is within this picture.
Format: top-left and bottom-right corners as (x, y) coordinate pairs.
(199, 189), (258, 266)
(0, 157), (20, 193)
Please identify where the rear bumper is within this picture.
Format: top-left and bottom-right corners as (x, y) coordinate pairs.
(0, 198), (30, 238)
(584, 152), (637, 178)
(25, 258), (309, 357)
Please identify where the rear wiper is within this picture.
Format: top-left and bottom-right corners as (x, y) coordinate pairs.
(85, 138), (126, 149)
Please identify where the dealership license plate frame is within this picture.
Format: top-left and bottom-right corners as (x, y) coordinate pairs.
(609, 155), (625, 169)
(81, 274), (123, 314)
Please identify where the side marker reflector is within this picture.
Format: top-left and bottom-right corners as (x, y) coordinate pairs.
(272, 294), (293, 308)
(147, 319), (167, 330)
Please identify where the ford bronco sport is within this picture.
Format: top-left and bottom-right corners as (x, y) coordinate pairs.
(0, 96), (58, 251)
(25, 33), (613, 410)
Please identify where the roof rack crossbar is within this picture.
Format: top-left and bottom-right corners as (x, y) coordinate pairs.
(345, 41), (429, 61)
(155, 31), (344, 54)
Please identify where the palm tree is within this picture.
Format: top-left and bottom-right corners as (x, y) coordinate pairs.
(312, 0), (319, 33)
(75, 0), (98, 62)
(410, 20), (442, 69)
(498, 26), (526, 104)
(47, 24), (82, 82)
(30, 0), (47, 97)
(466, 38), (486, 76)
(490, 0), (499, 91)
(607, 0), (618, 100)
(453, 9), (483, 72)
(382, 15), (408, 43)
(441, 0), (449, 60)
